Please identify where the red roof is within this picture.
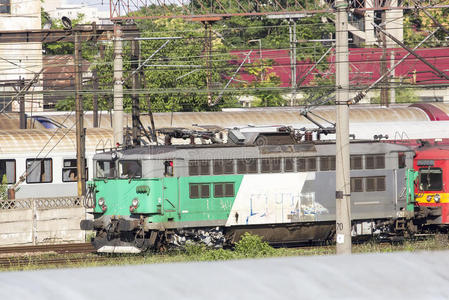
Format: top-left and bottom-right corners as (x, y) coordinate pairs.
(230, 47), (449, 87)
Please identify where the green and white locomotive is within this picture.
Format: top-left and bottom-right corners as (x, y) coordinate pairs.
(81, 128), (414, 253)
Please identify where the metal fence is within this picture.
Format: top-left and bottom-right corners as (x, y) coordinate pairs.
(0, 196), (83, 210)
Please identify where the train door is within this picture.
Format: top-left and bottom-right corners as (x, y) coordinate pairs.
(161, 177), (179, 221)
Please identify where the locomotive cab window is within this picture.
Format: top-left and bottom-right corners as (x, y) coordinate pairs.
(26, 158), (52, 183)
(419, 168), (443, 191)
(119, 160), (142, 178)
(62, 159), (88, 182)
(95, 160), (116, 178)
(0, 159), (15, 184)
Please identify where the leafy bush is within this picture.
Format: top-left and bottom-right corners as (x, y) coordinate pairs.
(234, 232), (276, 257)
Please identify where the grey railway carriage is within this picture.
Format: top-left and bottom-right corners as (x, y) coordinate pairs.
(81, 129), (414, 253)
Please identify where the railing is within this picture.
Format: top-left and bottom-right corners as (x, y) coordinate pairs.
(0, 196), (83, 210)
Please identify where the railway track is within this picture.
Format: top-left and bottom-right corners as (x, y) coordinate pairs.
(0, 243), (95, 256)
(0, 255), (108, 268)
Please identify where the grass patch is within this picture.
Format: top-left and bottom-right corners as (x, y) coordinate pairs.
(2, 234), (449, 272)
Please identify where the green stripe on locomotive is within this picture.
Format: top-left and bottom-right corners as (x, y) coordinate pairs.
(92, 175), (243, 223)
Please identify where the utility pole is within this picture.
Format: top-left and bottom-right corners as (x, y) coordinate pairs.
(131, 38), (141, 146)
(289, 19), (297, 106)
(74, 31), (86, 197)
(113, 22), (124, 146)
(335, 0), (351, 254)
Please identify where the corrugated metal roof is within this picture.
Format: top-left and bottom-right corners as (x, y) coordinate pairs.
(0, 128), (113, 154)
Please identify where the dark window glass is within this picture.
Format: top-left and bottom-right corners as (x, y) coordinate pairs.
(377, 177), (386, 191)
(297, 158), (306, 171)
(199, 160), (210, 175)
(366, 155), (374, 169)
(366, 154), (385, 169)
(351, 177), (363, 193)
(63, 159), (88, 182)
(0, 0), (11, 14)
(284, 158), (294, 172)
(213, 160), (223, 175)
(350, 155), (363, 170)
(247, 159), (258, 173)
(419, 168), (443, 191)
(224, 183), (234, 197)
(320, 157), (329, 171)
(366, 177), (376, 192)
(376, 155), (385, 169)
(200, 184), (210, 198)
(223, 159), (234, 174)
(0, 159), (15, 184)
(95, 160), (116, 178)
(398, 152), (406, 169)
(237, 159), (246, 174)
(237, 159), (257, 174)
(189, 161), (199, 176)
(307, 158), (316, 171)
(214, 183), (224, 197)
(119, 160), (142, 178)
(189, 184), (199, 198)
(271, 158), (281, 172)
(26, 158), (52, 183)
(261, 159), (270, 173)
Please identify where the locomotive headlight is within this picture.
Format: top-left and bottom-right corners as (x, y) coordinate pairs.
(427, 195), (433, 202)
(132, 198), (139, 207)
(98, 197), (105, 207)
(434, 194), (441, 203)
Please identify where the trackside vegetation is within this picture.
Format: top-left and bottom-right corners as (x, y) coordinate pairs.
(2, 233), (449, 272)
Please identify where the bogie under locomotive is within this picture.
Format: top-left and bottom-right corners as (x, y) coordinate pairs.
(81, 130), (417, 253)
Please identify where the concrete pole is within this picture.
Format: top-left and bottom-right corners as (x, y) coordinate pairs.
(335, 0), (351, 254)
(74, 31), (86, 197)
(113, 22), (124, 146)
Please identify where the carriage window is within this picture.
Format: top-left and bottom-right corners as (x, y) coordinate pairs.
(62, 159), (88, 182)
(350, 155), (363, 170)
(320, 156), (336, 171)
(189, 183), (210, 199)
(261, 158), (281, 173)
(214, 182), (235, 198)
(0, 0), (11, 14)
(189, 160), (210, 176)
(95, 160), (116, 178)
(26, 158), (52, 183)
(351, 177), (364, 193)
(119, 160), (142, 178)
(284, 158), (294, 172)
(237, 159), (258, 174)
(366, 154), (385, 169)
(297, 157), (316, 172)
(419, 168), (443, 191)
(0, 159), (15, 184)
(366, 176), (386, 192)
(213, 160), (234, 175)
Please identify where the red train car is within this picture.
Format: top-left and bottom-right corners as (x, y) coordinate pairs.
(413, 145), (449, 225)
